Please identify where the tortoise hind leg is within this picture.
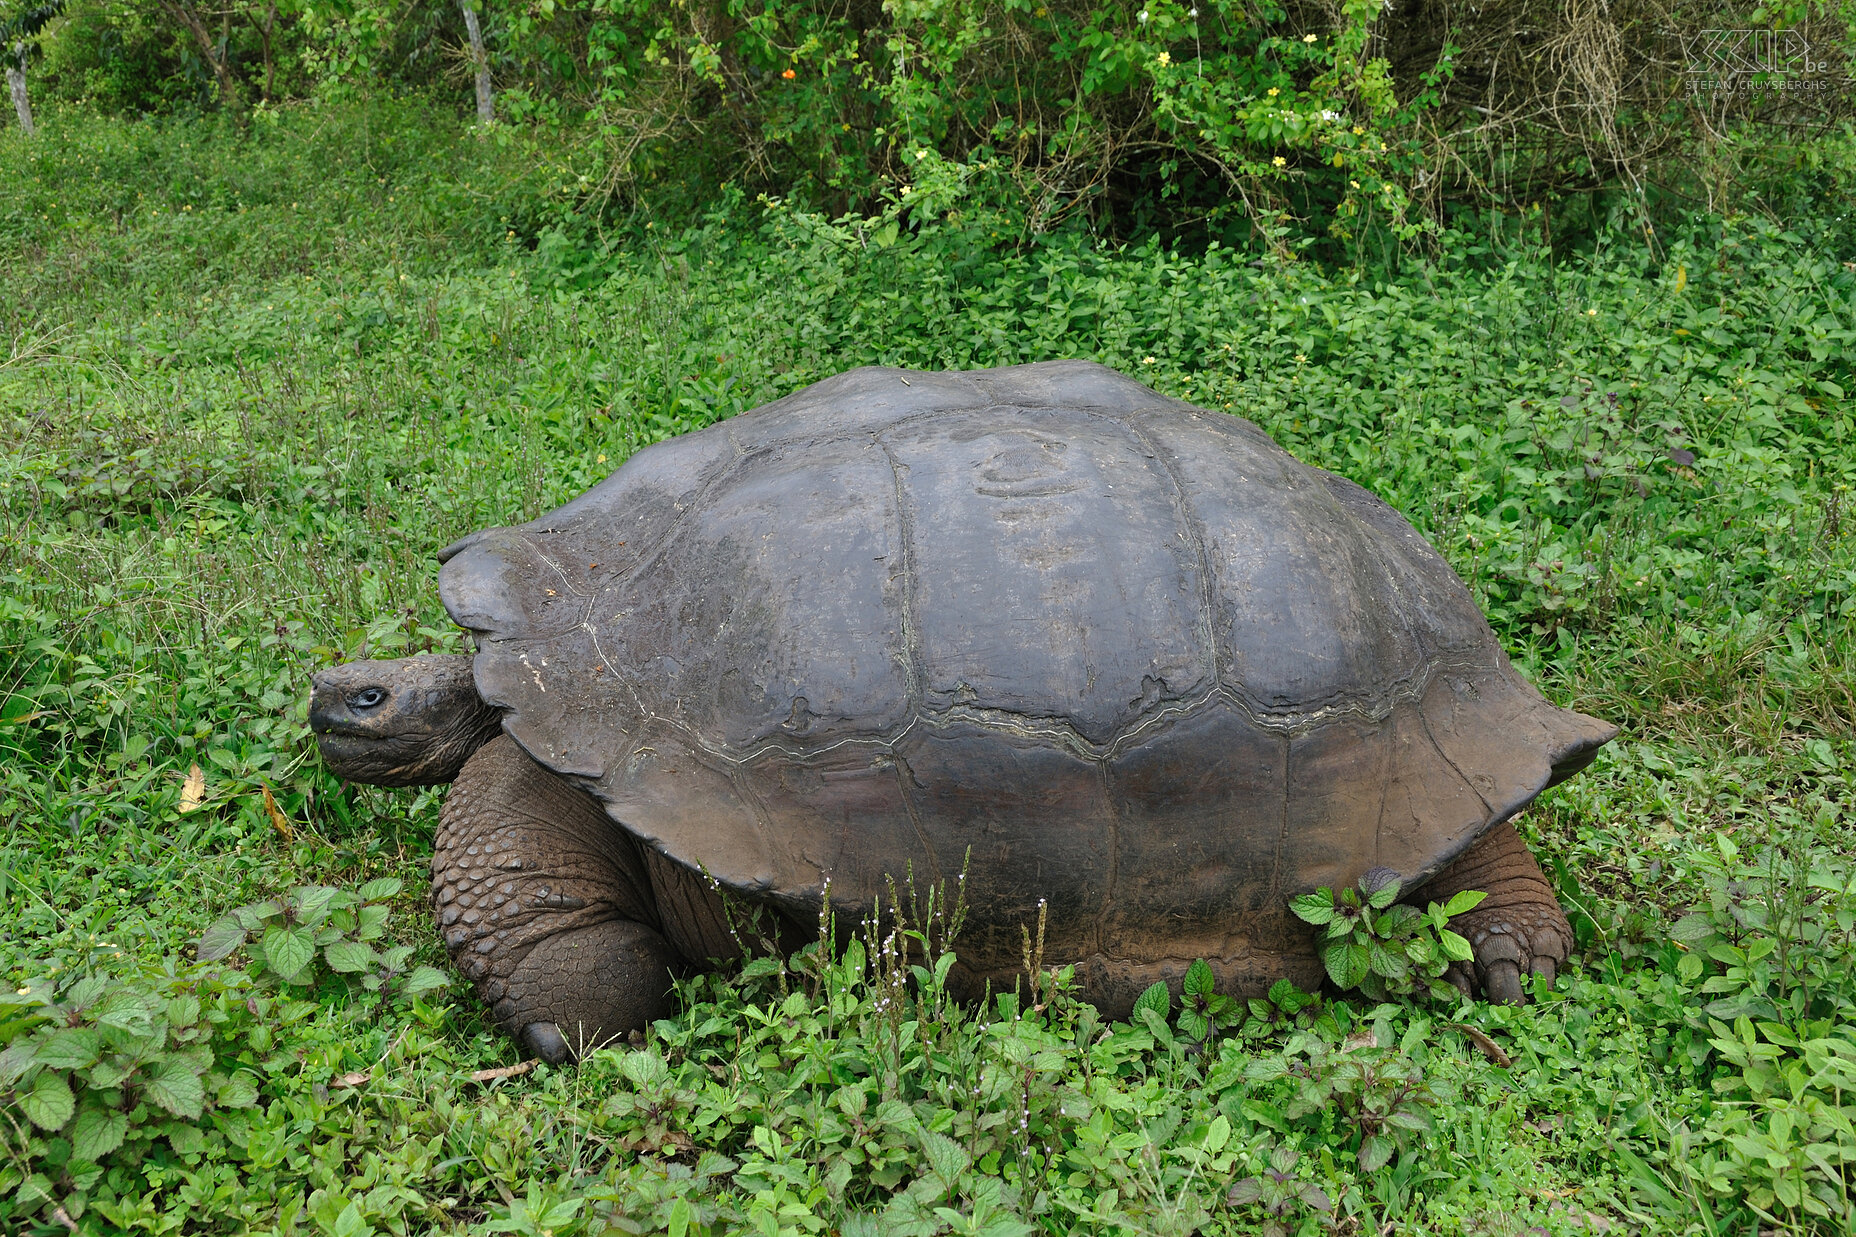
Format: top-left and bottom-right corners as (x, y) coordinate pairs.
(1418, 820), (1571, 1005)
(433, 735), (682, 1062)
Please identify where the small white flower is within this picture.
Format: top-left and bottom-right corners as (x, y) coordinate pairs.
(1188, 6), (1198, 14)
(1137, 8), (1149, 20)
(1321, 110), (1341, 121)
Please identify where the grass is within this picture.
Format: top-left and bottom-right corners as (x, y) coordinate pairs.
(2, 96), (1854, 1235)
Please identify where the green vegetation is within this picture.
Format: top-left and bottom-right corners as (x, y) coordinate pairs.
(10, 0), (1854, 246)
(3, 99), (1855, 1234)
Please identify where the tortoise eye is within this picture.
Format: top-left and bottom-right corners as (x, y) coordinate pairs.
(350, 688), (386, 709)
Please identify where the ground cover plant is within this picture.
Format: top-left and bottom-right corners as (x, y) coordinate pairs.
(2, 99), (1855, 1235)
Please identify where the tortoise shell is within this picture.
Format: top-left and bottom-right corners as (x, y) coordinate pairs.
(437, 361), (1614, 999)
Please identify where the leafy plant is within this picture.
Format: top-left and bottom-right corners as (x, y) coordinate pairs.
(196, 878), (448, 1006)
(1654, 816), (1856, 1230)
(0, 967), (297, 1228)
(1226, 1143), (1333, 1237)
(1245, 1029), (1440, 1172)
(1292, 870), (1485, 1001)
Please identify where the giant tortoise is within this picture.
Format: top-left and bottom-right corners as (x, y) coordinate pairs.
(309, 361), (1616, 1062)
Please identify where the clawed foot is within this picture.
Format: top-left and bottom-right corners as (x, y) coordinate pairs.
(1423, 821), (1574, 1006)
(1444, 902), (1571, 1004)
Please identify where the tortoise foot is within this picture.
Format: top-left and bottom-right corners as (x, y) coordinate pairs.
(1446, 899), (1571, 1004)
(1423, 820), (1571, 1005)
(489, 917), (683, 1060)
(522, 1021), (574, 1065)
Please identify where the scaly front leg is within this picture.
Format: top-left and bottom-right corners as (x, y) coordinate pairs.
(433, 735), (682, 1062)
(1420, 820), (1572, 1005)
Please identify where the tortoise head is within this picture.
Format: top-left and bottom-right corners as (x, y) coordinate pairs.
(309, 655), (502, 787)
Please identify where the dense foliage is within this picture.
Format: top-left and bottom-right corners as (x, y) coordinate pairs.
(2, 100), (1854, 1233)
(5, 0), (1854, 243)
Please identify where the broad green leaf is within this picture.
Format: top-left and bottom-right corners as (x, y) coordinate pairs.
(1361, 870), (1402, 908)
(1266, 978), (1306, 1009)
(1132, 980), (1170, 1020)
(196, 916), (247, 963)
(329, 1201), (370, 1237)
(322, 940), (375, 973)
(142, 1058), (206, 1119)
(620, 1050), (669, 1088)
(262, 924), (317, 984)
(1183, 958), (1215, 998)
(920, 1127), (971, 1185)
(1290, 891), (1336, 925)
(231, 901), (279, 932)
(91, 987), (155, 1029)
(217, 1072), (260, 1108)
(739, 957), (781, 980)
(403, 966), (450, 996)
(1669, 912), (1717, 942)
(667, 1199), (692, 1237)
(71, 1106), (129, 1161)
(1243, 1056), (1290, 1082)
(64, 976), (108, 1010)
(1438, 929), (1475, 963)
(166, 1120), (207, 1155)
(291, 886), (340, 930)
(1367, 944), (1409, 984)
(88, 1059), (131, 1088)
(356, 905), (391, 941)
(538, 1198), (583, 1228)
(166, 994), (202, 1028)
(0, 1040), (41, 1082)
(20, 1070), (75, 1131)
(1357, 1131), (1396, 1172)
(356, 877), (403, 903)
(36, 1027), (101, 1070)
(1440, 890), (1487, 918)
(1324, 940), (1370, 990)
(1203, 1113), (1230, 1153)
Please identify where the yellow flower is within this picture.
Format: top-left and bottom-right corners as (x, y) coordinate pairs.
(1352, 125), (1364, 135)
(1294, 353), (1308, 364)
(1586, 308), (1598, 316)
(1142, 356), (1156, 365)
(1267, 87), (1280, 97)
(1272, 156), (1286, 167)
(1302, 33), (1317, 42)
(1156, 51), (1171, 66)
(1350, 180), (1359, 188)
(597, 454), (607, 464)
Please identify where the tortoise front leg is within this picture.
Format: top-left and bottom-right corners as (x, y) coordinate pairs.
(1419, 820), (1572, 1005)
(433, 735), (681, 1062)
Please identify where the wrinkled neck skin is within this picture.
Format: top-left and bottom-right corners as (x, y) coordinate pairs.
(309, 654), (503, 787)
